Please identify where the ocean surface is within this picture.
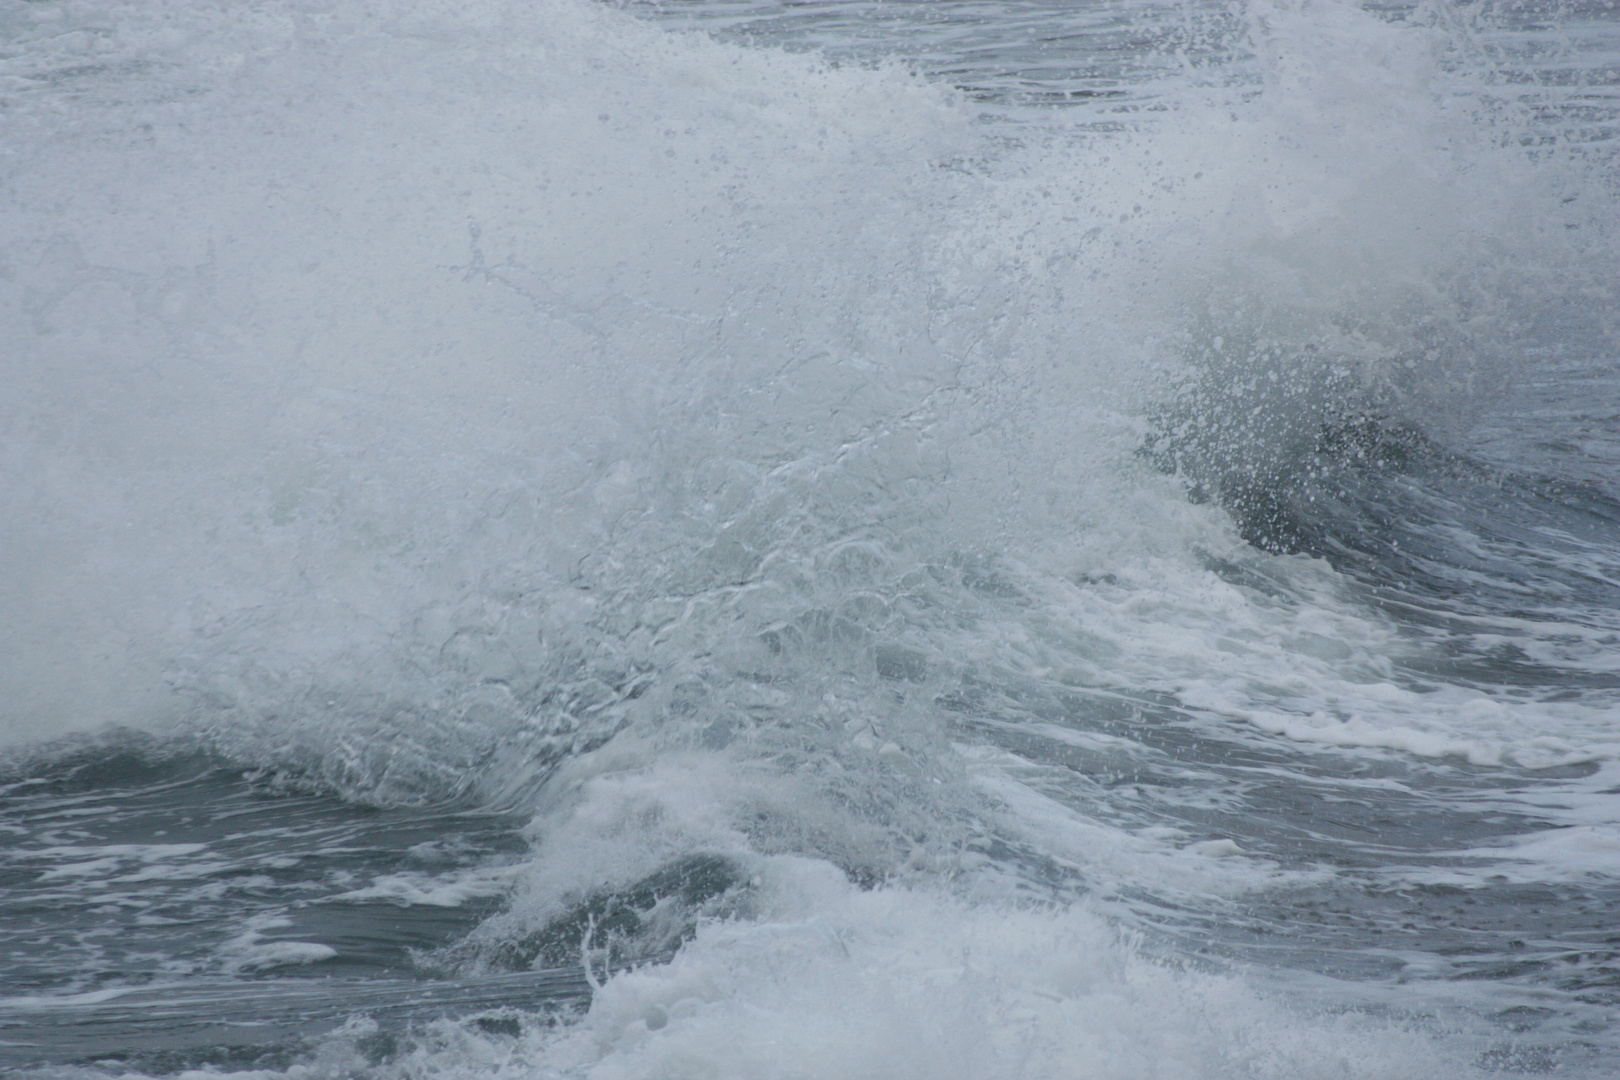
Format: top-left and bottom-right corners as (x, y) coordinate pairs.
(2, 0), (1619, 1076)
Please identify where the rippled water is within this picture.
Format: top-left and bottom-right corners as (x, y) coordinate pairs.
(2, 0), (1619, 1076)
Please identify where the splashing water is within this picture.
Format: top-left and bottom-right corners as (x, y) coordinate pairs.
(3, 0), (1619, 1076)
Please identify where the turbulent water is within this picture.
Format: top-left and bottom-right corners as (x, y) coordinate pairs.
(2, 0), (1619, 1075)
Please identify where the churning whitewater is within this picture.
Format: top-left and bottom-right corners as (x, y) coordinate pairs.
(2, 0), (1619, 1076)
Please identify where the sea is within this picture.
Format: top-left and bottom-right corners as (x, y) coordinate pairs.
(2, 0), (1619, 1076)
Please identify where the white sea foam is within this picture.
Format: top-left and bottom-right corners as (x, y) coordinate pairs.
(234, 857), (1493, 1080)
(328, 866), (524, 908)
(218, 915), (337, 974)
(528, 866), (1477, 1080)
